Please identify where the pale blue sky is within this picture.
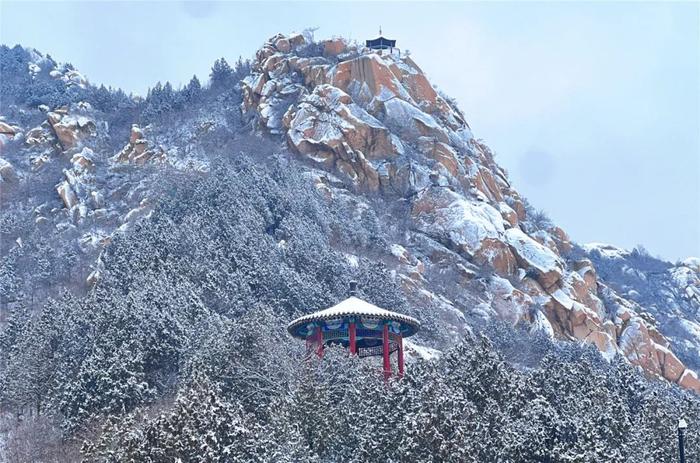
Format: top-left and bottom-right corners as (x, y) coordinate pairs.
(2, 1), (698, 261)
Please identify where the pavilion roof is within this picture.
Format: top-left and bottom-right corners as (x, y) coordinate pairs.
(366, 36), (397, 49)
(287, 296), (420, 336)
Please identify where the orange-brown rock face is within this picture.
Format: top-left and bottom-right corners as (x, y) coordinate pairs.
(285, 85), (395, 190)
(331, 54), (403, 99)
(679, 370), (700, 393)
(0, 121), (17, 136)
(322, 38), (347, 57)
(57, 180), (78, 209)
(505, 228), (563, 289)
(0, 121), (20, 154)
(46, 111), (95, 150)
(115, 125), (164, 165)
(474, 238), (518, 276)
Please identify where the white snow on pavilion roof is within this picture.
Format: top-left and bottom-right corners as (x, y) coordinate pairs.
(288, 296), (420, 330)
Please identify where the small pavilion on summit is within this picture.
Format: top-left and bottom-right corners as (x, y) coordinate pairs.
(287, 282), (420, 379)
(365, 27), (399, 56)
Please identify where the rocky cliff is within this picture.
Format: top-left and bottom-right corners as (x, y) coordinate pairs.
(238, 33), (700, 392)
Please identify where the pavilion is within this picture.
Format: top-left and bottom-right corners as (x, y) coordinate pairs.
(287, 283), (420, 379)
(365, 28), (398, 56)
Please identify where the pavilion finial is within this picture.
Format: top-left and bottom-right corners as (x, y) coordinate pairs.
(379, 26), (382, 36)
(349, 280), (358, 297)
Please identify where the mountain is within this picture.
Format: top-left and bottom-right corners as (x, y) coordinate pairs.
(1, 33), (699, 461)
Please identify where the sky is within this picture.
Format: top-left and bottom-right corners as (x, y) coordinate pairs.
(1, 1), (698, 261)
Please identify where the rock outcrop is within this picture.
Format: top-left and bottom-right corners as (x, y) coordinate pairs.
(47, 109), (95, 150)
(0, 121), (21, 153)
(114, 125), (165, 165)
(0, 157), (18, 190)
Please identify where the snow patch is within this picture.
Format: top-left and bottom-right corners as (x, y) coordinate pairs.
(505, 228), (563, 276)
(404, 339), (441, 361)
(583, 242), (629, 260)
(531, 310), (554, 338)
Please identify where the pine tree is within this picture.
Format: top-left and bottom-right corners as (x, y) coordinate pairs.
(183, 74), (202, 103)
(210, 58), (234, 91)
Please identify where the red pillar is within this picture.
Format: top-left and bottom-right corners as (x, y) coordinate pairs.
(382, 323), (391, 380)
(397, 334), (404, 377)
(316, 326), (324, 358)
(349, 321), (357, 355)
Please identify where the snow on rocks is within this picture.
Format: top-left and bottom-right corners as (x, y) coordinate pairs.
(382, 97), (448, 144)
(286, 84), (396, 186)
(531, 309), (555, 338)
(617, 314), (700, 389)
(243, 33), (472, 196)
(488, 276), (532, 324)
(670, 260), (700, 306)
(46, 109), (96, 150)
(239, 32), (700, 393)
(123, 199), (153, 224)
(56, 180), (79, 210)
(582, 242), (629, 260)
(505, 228), (563, 289)
(679, 369), (700, 393)
(411, 186), (505, 257)
(0, 157), (18, 195)
(404, 339), (442, 361)
(114, 125), (165, 165)
(0, 121), (21, 153)
(25, 123), (55, 150)
(331, 53), (408, 102)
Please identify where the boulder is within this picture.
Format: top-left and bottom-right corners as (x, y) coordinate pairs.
(115, 125), (163, 164)
(274, 36), (291, 53)
(473, 167), (504, 202)
(568, 272), (604, 318)
(0, 158), (18, 193)
(322, 38), (347, 57)
(504, 228), (564, 288)
(473, 238), (517, 276)
(657, 347), (686, 383)
(382, 97), (449, 144)
(0, 121), (16, 136)
(57, 180), (78, 209)
(71, 148), (94, 171)
(531, 230), (560, 255)
(0, 121), (20, 152)
(584, 330), (615, 356)
(286, 85), (396, 189)
(417, 138), (461, 178)
(288, 33), (307, 49)
(0, 158), (17, 183)
(399, 64), (438, 112)
(549, 226), (573, 255)
(25, 125), (54, 147)
(618, 317), (664, 377)
(411, 187), (505, 257)
(679, 369), (700, 393)
(489, 276), (532, 324)
(498, 202), (519, 228)
(129, 124), (144, 143)
(47, 111), (95, 150)
(511, 198), (527, 221)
